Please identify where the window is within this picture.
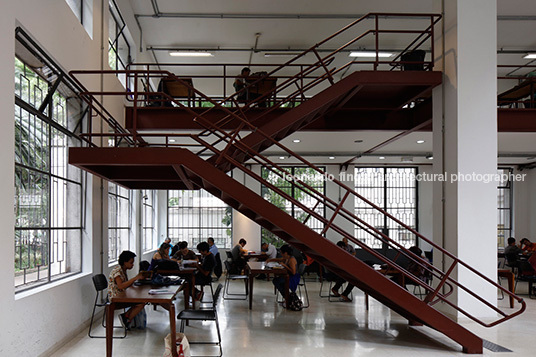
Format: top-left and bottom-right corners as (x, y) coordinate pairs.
(14, 54), (85, 291)
(261, 166), (326, 247)
(108, 183), (131, 263)
(65, 0), (93, 37)
(142, 189), (156, 253)
(108, 0), (131, 85)
(354, 167), (417, 249)
(497, 167), (513, 248)
(168, 190), (232, 249)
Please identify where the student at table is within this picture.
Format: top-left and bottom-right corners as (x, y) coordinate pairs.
(233, 67), (251, 103)
(148, 242), (172, 270)
(231, 238), (249, 273)
(520, 238), (536, 254)
(329, 241), (355, 302)
(193, 242), (216, 301)
(261, 242), (277, 260)
(208, 237), (222, 279)
(164, 238), (173, 257)
(108, 250), (146, 329)
(172, 241), (199, 262)
(207, 237), (219, 256)
(267, 244), (300, 300)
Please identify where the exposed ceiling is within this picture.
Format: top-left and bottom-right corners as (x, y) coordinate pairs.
(123, 0), (536, 166)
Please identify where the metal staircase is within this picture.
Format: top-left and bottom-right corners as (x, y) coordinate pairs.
(67, 13), (526, 354)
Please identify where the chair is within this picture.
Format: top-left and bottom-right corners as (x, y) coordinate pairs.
(223, 260), (248, 300)
(296, 263), (309, 308)
(177, 284), (223, 357)
(318, 266), (352, 302)
(515, 260), (536, 298)
(213, 252), (222, 280)
(88, 274), (126, 339)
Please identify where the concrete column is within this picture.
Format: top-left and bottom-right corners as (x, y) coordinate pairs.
(433, 0), (497, 319)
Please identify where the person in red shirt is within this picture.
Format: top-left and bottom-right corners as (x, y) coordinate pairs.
(520, 238), (536, 253)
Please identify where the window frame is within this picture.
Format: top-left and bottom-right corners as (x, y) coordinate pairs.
(107, 182), (132, 264)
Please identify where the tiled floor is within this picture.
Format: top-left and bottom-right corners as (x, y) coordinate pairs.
(50, 278), (536, 356)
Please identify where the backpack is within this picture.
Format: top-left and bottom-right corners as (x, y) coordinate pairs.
(131, 306), (147, 330)
(287, 292), (303, 311)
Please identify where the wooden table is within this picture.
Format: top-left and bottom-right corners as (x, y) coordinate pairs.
(106, 284), (184, 357)
(156, 268), (197, 308)
(246, 261), (288, 310)
(498, 269), (515, 308)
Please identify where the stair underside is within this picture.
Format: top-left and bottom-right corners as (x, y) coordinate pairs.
(69, 146), (483, 354)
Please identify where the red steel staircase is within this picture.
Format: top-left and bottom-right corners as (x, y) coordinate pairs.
(68, 13), (525, 354)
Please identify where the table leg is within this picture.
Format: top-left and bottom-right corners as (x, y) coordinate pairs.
(508, 273), (515, 308)
(191, 275), (196, 307)
(249, 272), (255, 310)
(284, 275), (289, 307)
(106, 302), (115, 357)
(183, 282), (190, 310)
(169, 302), (177, 357)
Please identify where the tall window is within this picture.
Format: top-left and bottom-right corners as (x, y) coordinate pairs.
(168, 190), (232, 249)
(142, 189), (156, 253)
(108, 0), (130, 85)
(497, 167), (513, 248)
(354, 167), (417, 249)
(261, 166), (326, 247)
(108, 183), (131, 263)
(14, 55), (84, 291)
(65, 0), (93, 37)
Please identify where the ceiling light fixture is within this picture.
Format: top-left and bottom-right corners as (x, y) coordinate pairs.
(416, 140), (425, 144)
(523, 53), (536, 59)
(329, 156), (335, 160)
(293, 139), (301, 143)
(169, 139), (176, 143)
(169, 51), (213, 57)
(426, 155), (433, 160)
(279, 156), (286, 160)
(349, 51), (393, 58)
(354, 139), (363, 143)
(379, 156), (385, 160)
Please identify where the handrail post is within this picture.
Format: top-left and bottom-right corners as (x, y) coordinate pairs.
(374, 14), (379, 70)
(321, 191), (350, 235)
(424, 260), (457, 304)
(312, 49), (335, 85)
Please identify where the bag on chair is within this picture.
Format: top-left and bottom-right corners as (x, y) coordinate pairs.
(287, 292), (303, 311)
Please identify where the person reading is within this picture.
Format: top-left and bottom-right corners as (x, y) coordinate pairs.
(108, 250), (146, 329)
(266, 244), (300, 304)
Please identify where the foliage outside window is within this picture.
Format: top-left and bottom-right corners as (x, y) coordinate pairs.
(261, 166), (326, 248)
(142, 189), (156, 253)
(168, 190), (232, 249)
(108, 182), (131, 263)
(497, 167), (513, 248)
(354, 167), (417, 249)
(14, 56), (84, 291)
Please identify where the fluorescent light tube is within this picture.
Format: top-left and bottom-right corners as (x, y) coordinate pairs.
(349, 51), (393, 58)
(169, 51), (213, 57)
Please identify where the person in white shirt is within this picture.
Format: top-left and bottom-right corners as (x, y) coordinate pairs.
(261, 242), (277, 260)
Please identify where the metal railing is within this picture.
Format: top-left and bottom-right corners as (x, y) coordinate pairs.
(68, 12), (525, 328)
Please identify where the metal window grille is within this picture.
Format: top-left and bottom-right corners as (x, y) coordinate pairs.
(168, 189), (232, 249)
(108, 183), (131, 263)
(354, 167), (418, 249)
(14, 54), (84, 292)
(497, 167), (513, 248)
(141, 189), (156, 252)
(261, 166), (326, 247)
(108, 0), (131, 85)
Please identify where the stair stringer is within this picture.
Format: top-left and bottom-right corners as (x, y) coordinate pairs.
(178, 149), (483, 354)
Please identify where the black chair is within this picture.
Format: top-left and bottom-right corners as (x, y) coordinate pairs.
(88, 274), (126, 339)
(213, 252), (222, 280)
(296, 263), (309, 308)
(177, 283), (223, 357)
(318, 266), (352, 302)
(223, 260), (248, 300)
(515, 261), (536, 298)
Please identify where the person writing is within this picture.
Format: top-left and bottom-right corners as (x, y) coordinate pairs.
(192, 242), (216, 301)
(231, 238), (248, 273)
(172, 241), (199, 262)
(266, 244), (300, 304)
(108, 250), (146, 329)
(520, 238), (536, 253)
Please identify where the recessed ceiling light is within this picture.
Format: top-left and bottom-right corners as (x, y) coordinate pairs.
(416, 140), (425, 144)
(354, 139), (363, 143)
(169, 139), (176, 143)
(524, 53), (536, 59)
(426, 155), (433, 160)
(329, 156), (335, 160)
(169, 51), (213, 57)
(279, 156), (285, 160)
(379, 156), (385, 160)
(349, 51), (393, 58)
(293, 139), (301, 143)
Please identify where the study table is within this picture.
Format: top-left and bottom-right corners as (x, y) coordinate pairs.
(106, 283), (185, 357)
(156, 267), (197, 308)
(246, 261), (289, 310)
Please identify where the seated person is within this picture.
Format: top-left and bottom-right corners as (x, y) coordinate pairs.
(148, 242), (172, 270)
(505, 237), (523, 264)
(231, 238), (248, 273)
(192, 242), (216, 301)
(405, 246), (428, 286)
(164, 238), (173, 257)
(261, 242), (278, 260)
(108, 250), (145, 329)
(208, 237), (222, 279)
(341, 237), (356, 256)
(233, 67), (251, 103)
(172, 241), (199, 263)
(330, 241), (355, 302)
(520, 238), (536, 254)
(267, 244), (300, 304)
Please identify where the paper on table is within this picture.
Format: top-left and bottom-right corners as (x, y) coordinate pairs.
(265, 262), (283, 268)
(181, 260), (197, 265)
(148, 288), (174, 295)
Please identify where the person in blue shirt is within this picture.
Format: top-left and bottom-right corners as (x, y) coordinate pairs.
(207, 237), (218, 256)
